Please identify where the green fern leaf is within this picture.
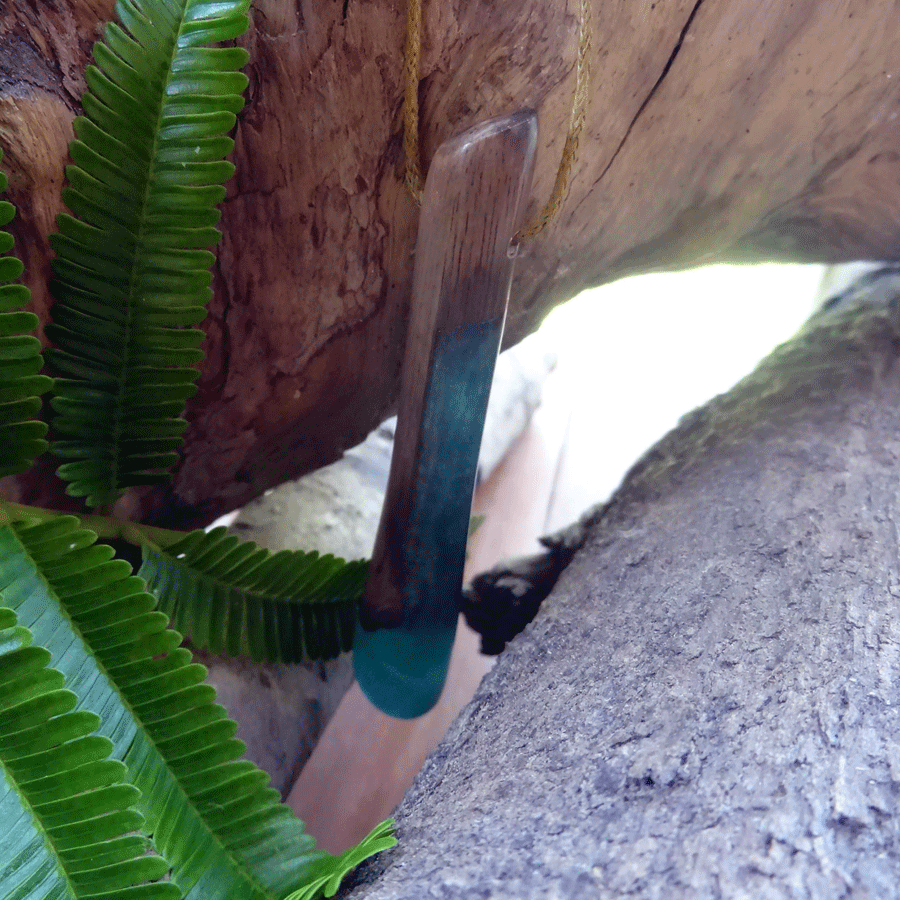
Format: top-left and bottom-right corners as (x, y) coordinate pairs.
(139, 527), (368, 662)
(45, 0), (250, 506)
(0, 518), (391, 900)
(0, 605), (181, 900)
(283, 819), (398, 900)
(0, 149), (52, 477)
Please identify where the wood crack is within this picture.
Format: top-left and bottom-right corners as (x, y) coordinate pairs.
(595, 0), (706, 187)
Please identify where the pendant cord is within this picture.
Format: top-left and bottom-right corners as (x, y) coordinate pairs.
(402, 0), (592, 241)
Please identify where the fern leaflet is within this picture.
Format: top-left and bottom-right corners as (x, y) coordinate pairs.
(0, 149), (52, 477)
(140, 526), (367, 662)
(0, 605), (180, 900)
(45, 0), (250, 506)
(0, 518), (389, 900)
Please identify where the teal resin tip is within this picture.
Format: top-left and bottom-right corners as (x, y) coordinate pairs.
(353, 619), (458, 719)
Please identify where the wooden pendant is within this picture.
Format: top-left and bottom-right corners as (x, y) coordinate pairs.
(353, 111), (537, 718)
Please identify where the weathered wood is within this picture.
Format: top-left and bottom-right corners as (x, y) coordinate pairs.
(342, 270), (900, 899)
(1, 1), (899, 524)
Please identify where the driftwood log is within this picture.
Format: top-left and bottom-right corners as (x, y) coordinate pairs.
(1, 1), (899, 525)
(341, 272), (900, 897)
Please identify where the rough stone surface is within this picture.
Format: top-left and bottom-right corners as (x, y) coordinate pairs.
(192, 648), (354, 798)
(477, 332), (557, 486)
(343, 283), (900, 897)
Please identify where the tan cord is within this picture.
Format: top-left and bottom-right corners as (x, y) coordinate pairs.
(402, 0), (593, 241)
(514, 0), (592, 241)
(402, 0), (425, 204)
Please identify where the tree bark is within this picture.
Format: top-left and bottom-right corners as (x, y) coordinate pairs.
(342, 272), (900, 898)
(1, 1), (899, 525)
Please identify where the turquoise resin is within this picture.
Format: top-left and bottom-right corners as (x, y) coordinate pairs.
(353, 317), (504, 718)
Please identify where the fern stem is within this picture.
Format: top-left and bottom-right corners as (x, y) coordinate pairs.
(0, 500), (185, 548)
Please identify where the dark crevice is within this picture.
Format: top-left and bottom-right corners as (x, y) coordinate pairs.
(596, 0), (706, 185)
(210, 257), (234, 403)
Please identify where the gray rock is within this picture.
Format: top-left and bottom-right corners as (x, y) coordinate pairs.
(477, 331), (557, 485)
(815, 262), (900, 314)
(191, 648), (354, 798)
(813, 261), (886, 308)
(344, 280), (900, 897)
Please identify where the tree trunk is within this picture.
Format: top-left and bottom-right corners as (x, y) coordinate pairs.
(1, 1), (899, 525)
(340, 270), (900, 898)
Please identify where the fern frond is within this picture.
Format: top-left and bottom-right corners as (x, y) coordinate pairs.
(283, 819), (398, 900)
(45, 0), (250, 506)
(0, 605), (180, 900)
(139, 527), (368, 662)
(0, 518), (389, 900)
(0, 149), (52, 477)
